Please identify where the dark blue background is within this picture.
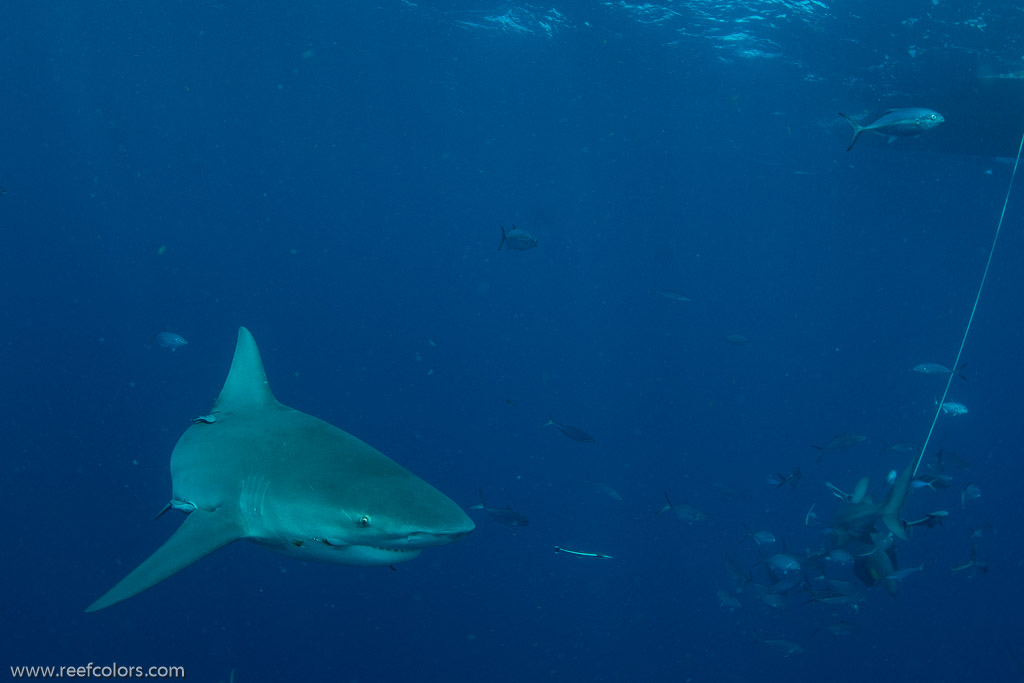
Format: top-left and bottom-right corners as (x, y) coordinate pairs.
(2, 2), (1023, 681)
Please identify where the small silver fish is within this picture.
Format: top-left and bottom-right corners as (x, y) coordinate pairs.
(717, 589), (741, 610)
(807, 592), (867, 608)
(154, 331), (189, 350)
(766, 467), (801, 489)
(913, 362), (967, 380)
(770, 574), (804, 594)
(939, 401), (968, 416)
(970, 522), (994, 539)
(912, 473), (953, 491)
(885, 564), (924, 582)
(656, 492), (706, 523)
(497, 224), (538, 251)
(741, 525), (776, 547)
(961, 482), (981, 509)
(879, 439), (918, 454)
(654, 289), (691, 303)
(766, 553), (802, 574)
(544, 415), (596, 443)
(813, 433), (868, 462)
(825, 549), (854, 565)
(585, 472), (623, 501)
(838, 108), (944, 151)
(467, 490), (529, 526)
(905, 510), (948, 529)
(824, 480), (851, 501)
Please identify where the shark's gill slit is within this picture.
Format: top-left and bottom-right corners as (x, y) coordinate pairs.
(913, 127), (1024, 478)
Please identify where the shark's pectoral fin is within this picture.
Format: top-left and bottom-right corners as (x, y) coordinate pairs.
(86, 508), (243, 612)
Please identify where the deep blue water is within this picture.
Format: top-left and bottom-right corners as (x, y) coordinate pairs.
(3, 2), (1024, 681)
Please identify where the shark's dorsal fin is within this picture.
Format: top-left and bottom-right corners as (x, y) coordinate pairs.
(212, 327), (277, 412)
(85, 508), (243, 612)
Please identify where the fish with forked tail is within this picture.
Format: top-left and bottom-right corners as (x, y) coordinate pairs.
(913, 362), (967, 380)
(468, 490), (529, 526)
(153, 331), (189, 351)
(766, 467), (801, 490)
(838, 108), (944, 151)
(497, 225), (537, 251)
(585, 472), (622, 500)
(656, 492), (706, 523)
(812, 433), (867, 461)
(939, 400), (968, 416)
(544, 415), (596, 443)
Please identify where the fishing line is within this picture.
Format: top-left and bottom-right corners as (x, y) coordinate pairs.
(913, 128), (1024, 477)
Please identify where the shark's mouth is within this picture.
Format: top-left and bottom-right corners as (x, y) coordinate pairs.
(369, 545), (421, 554)
(317, 537), (413, 550)
(332, 528), (471, 551)
(290, 536), (424, 567)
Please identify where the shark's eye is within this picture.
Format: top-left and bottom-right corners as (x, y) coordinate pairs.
(358, 515), (371, 527)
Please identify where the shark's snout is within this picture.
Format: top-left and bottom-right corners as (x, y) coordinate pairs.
(397, 500), (475, 548)
(404, 519), (475, 547)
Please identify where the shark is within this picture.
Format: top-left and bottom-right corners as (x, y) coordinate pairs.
(829, 457), (915, 595)
(831, 457), (914, 544)
(86, 327), (474, 612)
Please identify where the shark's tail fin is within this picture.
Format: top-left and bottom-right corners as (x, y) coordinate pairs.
(838, 113), (864, 151)
(497, 225), (507, 251)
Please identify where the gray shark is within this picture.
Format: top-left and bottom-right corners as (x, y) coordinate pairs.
(831, 456), (914, 545)
(87, 327), (474, 612)
(830, 457), (915, 596)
